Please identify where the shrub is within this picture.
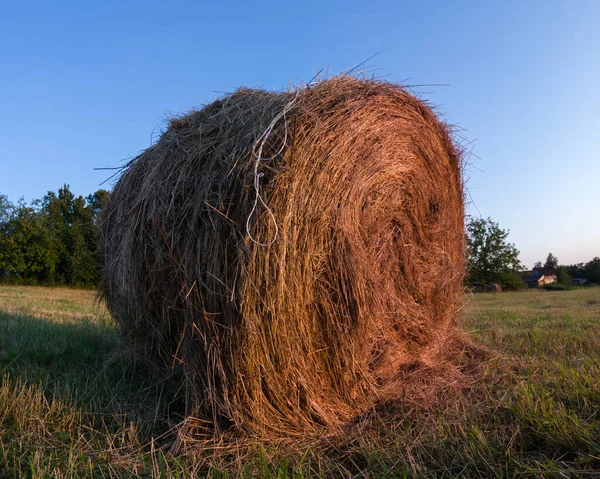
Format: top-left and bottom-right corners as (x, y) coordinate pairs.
(497, 270), (527, 291)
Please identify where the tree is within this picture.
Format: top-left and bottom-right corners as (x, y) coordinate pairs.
(42, 186), (73, 284)
(544, 252), (559, 269)
(1, 198), (56, 282)
(0, 186), (109, 287)
(86, 189), (109, 225)
(0, 194), (12, 223)
(557, 266), (572, 285)
(534, 261), (543, 269)
(564, 259), (600, 284)
(466, 217), (524, 289)
(585, 257), (600, 284)
(71, 192), (101, 287)
(0, 195), (14, 273)
(567, 263), (584, 279)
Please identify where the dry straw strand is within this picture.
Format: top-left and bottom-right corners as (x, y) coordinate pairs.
(246, 91), (300, 247)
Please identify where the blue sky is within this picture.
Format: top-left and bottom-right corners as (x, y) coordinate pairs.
(0, 0), (598, 267)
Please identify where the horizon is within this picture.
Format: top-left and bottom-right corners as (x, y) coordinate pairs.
(1, 0), (598, 268)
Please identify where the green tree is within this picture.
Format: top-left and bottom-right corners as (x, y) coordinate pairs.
(86, 189), (109, 225)
(0, 195), (13, 276)
(585, 257), (600, 283)
(1, 199), (56, 282)
(71, 193), (100, 287)
(40, 186), (108, 286)
(544, 252), (559, 269)
(71, 223), (97, 286)
(557, 266), (572, 285)
(0, 194), (12, 223)
(466, 217), (524, 289)
(42, 186), (73, 284)
(0, 187), (108, 287)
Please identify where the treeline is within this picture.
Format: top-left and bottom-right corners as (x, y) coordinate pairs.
(564, 259), (600, 284)
(1, 197), (598, 291)
(533, 252), (600, 284)
(0, 185), (108, 288)
(466, 218), (599, 290)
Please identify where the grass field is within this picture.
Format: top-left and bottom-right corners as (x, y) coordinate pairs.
(1, 286), (599, 477)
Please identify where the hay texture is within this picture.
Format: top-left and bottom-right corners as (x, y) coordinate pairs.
(100, 77), (465, 437)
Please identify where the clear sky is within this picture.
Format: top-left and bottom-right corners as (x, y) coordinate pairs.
(0, 0), (598, 267)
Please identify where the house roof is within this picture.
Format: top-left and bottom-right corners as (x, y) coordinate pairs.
(523, 267), (559, 283)
(523, 273), (541, 283)
(533, 267), (558, 276)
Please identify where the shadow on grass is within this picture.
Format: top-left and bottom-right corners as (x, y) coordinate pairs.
(0, 309), (185, 440)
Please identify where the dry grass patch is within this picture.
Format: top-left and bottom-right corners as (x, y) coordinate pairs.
(0, 285), (109, 324)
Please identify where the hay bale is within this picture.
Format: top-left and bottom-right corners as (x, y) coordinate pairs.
(100, 76), (465, 437)
(485, 283), (502, 293)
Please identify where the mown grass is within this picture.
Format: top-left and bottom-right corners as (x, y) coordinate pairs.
(0, 285), (599, 477)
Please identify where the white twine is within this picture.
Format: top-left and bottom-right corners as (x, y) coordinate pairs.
(246, 93), (299, 247)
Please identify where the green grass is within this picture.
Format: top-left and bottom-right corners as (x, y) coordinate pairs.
(1, 285), (599, 477)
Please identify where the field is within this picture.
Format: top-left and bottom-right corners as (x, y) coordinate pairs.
(1, 286), (599, 477)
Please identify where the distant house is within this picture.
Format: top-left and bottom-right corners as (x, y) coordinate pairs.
(573, 277), (588, 286)
(523, 267), (558, 288)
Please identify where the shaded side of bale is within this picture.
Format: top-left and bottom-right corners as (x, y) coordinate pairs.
(100, 77), (465, 437)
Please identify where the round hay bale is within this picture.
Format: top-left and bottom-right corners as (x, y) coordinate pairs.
(485, 282), (502, 293)
(100, 76), (465, 437)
